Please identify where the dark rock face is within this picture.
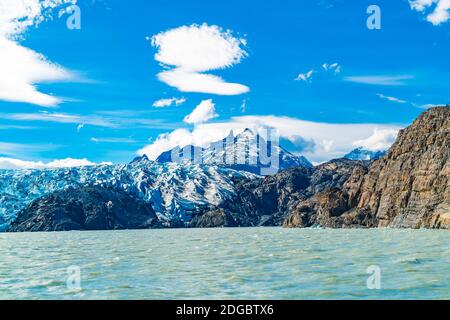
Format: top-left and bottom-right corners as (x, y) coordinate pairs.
(8, 187), (161, 232)
(189, 209), (238, 228)
(355, 106), (449, 229)
(193, 159), (368, 227)
(285, 107), (450, 229)
(193, 107), (449, 230)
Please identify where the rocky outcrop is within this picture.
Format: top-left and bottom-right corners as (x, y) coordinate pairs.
(356, 106), (449, 228)
(8, 186), (161, 232)
(285, 106), (450, 229)
(189, 209), (238, 228)
(193, 159), (368, 227)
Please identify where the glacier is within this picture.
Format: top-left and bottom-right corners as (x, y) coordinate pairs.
(0, 129), (315, 231)
(0, 157), (256, 231)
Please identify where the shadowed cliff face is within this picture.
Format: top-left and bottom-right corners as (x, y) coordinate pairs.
(356, 106), (450, 228)
(191, 159), (368, 228)
(284, 107), (450, 229)
(8, 187), (161, 232)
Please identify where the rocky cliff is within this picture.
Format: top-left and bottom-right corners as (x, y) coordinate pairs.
(191, 159), (368, 227)
(8, 186), (161, 232)
(285, 106), (449, 229)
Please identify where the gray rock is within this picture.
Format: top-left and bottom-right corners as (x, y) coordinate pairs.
(285, 106), (450, 229)
(8, 186), (161, 232)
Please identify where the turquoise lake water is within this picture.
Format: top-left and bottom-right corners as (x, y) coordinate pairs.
(0, 228), (448, 299)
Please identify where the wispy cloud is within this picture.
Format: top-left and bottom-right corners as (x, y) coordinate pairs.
(376, 93), (408, 104)
(295, 62), (341, 83)
(295, 70), (314, 82)
(322, 63), (341, 74)
(240, 99), (247, 113)
(0, 124), (37, 130)
(344, 75), (413, 86)
(90, 137), (138, 144)
(151, 23), (249, 95)
(0, 112), (114, 127)
(76, 123), (84, 132)
(0, 157), (111, 170)
(0, 111), (180, 130)
(0, 141), (60, 158)
(415, 102), (449, 109)
(153, 97), (186, 108)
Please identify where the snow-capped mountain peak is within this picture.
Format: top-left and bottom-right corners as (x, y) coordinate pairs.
(155, 128), (313, 175)
(343, 147), (386, 161)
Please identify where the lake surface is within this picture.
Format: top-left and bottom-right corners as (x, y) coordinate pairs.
(0, 228), (448, 299)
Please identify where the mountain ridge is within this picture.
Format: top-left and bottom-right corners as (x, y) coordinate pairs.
(155, 128), (313, 175)
(3, 107), (449, 231)
(343, 147), (386, 161)
(284, 106), (450, 229)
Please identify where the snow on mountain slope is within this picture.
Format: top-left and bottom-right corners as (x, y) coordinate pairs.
(343, 147), (386, 161)
(156, 128), (313, 175)
(0, 157), (256, 231)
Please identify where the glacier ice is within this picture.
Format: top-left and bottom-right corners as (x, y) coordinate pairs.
(0, 157), (255, 231)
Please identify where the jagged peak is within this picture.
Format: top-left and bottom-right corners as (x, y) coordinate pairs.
(343, 147), (386, 161)
(235, 128), (256, 140)
(130, 154), (149, 164)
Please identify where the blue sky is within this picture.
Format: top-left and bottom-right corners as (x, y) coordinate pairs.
(0, 0), (449, 167)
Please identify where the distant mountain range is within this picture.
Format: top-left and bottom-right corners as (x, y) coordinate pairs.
(2, 107), (449, 231)
(343, 147), (386, 161)
(155, 128), (313, 175)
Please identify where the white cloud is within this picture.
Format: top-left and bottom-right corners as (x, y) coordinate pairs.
(0, 38), (74, 106)
(0, 111), (179, 130)
(152, 97), (186, 108)
(76, 123), (84, 132)
(322, 63), (341, 74)
(240, 99), (247, 113)
(138, 115), (402, 163)
(0, 141), (59, 158)
(295, 70), (314, 82)
(0, 157), (112, 170)
(296, 63), (341, 83)
(344, 75), (413, 86)
(353, 128), (399, 151)
(0, 0), (77, 106)
(137, 128), (194, 161)
(157, 70), (249, 95)
(151, 23), (249, 95)
(376, 93), (408, 104)
(410, 0), (450, 25)
(90, 137), (137, 144)
(0, 112), (115, 127)
(415, 102), (448, 109)
(0, 124), (36, 130)
(183, 99), (218, 125)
